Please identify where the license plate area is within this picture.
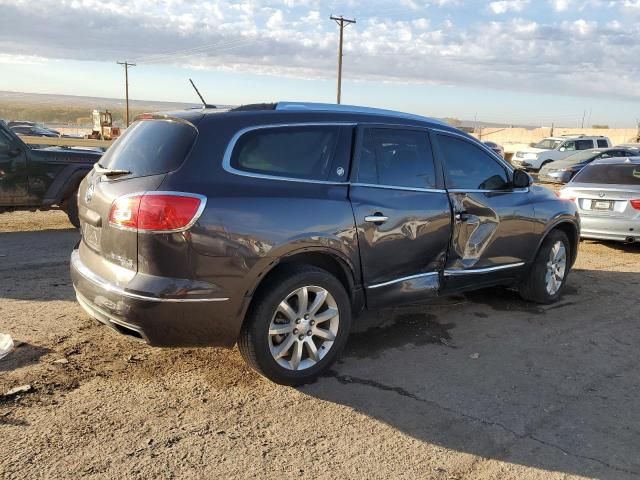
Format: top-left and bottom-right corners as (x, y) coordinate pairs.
(592, 200), (613, 210)
(82, 222), (102, 251)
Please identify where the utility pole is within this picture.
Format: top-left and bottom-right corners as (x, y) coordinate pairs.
(581, 110), (586, 129)
(117, 61), (136, 126)
(330, 15), (356, 104)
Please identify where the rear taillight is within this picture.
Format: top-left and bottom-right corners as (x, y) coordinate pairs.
(109, 193), (205, 232)
(557, 190), (576, 201)
(631, 199), (640, 210)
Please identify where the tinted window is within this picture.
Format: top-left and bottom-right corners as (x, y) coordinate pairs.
(600, 150), (626, 159)
(573, 164), (640, 185)
(437, 135), (509, 190)
(357, 128), (436, 189)
(100, 120), (197, 178)
(231, 126), (339, 180)
(597, 139), (608, 148)
(576, 139), (594, 150)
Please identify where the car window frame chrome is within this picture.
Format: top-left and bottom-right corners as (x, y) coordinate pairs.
(221, 122), (356, 185)
(350, 123), (446, 191)
(431, 128), (534, 194)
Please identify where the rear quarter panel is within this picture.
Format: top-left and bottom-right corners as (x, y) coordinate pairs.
(529, 184), (580, 263)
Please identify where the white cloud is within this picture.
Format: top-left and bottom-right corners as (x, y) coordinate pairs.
(1, 0), (640, 102)
(550, 0), (571, 11)
(489, 0), (529, 14)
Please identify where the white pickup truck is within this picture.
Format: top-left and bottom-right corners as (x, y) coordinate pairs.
(511, 135), (611, 171)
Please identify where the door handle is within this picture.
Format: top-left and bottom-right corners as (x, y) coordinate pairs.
(455, 211), (470, 222)
(365, 214), (389, 224)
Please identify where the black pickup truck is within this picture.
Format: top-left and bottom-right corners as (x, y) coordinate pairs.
(0, 120), (102, 227)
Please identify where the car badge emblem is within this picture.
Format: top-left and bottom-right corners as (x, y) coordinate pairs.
(336, 167), (345, 177)
(598, 192), (605, 198)
(85, 183), (95, 204)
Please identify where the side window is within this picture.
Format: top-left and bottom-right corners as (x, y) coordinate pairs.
(230, 126), (340, 181)
(357, 128), (436, 189)
(437, 134), (510, 190)
(597, 139), (608, 148)
(576, 139), (594, 150)
(563, 141), (576, 151)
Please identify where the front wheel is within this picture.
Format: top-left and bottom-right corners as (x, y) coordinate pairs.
(238, 265), (351, 386)
(519, 230), (571, 304)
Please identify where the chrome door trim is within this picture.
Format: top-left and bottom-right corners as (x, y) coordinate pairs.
(222, 122), (356, 185)
(444, 262), (525, 277)
(351, 182), (446, 194)
(447, 188), (530, 194)
(364, 215), (389, 223)
(368, 271), (439, 289)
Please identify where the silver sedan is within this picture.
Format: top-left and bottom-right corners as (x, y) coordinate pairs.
(559, 157), (640, 243)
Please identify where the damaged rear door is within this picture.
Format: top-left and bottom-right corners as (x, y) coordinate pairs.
(432, 131), (536, 291)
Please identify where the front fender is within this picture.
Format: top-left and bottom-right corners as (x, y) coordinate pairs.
(42, 165), (92, 206)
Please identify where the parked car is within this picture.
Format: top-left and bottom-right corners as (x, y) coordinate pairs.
(512, 135), (612, 171)
(483, 141), (505, 158)
(0, 120), (101, 227)
(538, 148), (637, 184)
(559, 157), (640, 243)
(70, 102), (580, 385)
(10, 124), (60, 137)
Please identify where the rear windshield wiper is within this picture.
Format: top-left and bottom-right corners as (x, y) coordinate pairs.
(94, 163), (132, 177)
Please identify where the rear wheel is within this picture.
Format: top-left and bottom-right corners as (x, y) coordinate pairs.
(238, 265), (351, 386)
(519, 230), (570, 304)
(65, 189), (80, 228)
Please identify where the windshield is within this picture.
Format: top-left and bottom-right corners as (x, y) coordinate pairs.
(573, 163), (640, 185)
(100, 119), (197, 177)
(533, 139), (563, 150)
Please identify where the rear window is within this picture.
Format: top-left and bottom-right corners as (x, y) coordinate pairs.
(597, 139), (608, 148)
(100, 120), (197, 177)
(573, 164), (640, 185)
(230, 126), (339, 181)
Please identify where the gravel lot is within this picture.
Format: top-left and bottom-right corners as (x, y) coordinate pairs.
(1, 209), (639, 480)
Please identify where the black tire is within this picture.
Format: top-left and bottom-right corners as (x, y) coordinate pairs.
(66, 189), (80, 229)
(238, 265), (352, 386)
(519, 229), (571, 304)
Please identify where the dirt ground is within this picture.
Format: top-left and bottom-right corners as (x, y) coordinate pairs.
(1, 209), (639, 480)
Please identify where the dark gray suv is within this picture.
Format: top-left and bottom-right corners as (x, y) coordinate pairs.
(70, 102), (580, 385)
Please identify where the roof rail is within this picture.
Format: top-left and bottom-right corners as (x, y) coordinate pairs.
(275, 102), (447, 126)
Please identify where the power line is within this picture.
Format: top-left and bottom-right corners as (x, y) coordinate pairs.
(133, 37), (256, 64)
(330, 15), (356, 104)
(117, 61), (136, 127)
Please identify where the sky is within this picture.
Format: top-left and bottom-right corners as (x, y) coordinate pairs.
(1, 0), (640, 127)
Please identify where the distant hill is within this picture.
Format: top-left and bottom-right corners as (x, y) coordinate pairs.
(0, 91), (219, 127)
(0, 90), (535, 130)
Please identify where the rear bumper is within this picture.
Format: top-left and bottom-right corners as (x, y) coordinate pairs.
(70, 249), (246, 347)
(580, 216), (640, 242)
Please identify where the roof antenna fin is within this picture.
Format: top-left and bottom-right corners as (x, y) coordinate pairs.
(189, 79), (215, 109)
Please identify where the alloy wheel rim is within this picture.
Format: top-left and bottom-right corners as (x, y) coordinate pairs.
(268, 286), (340, 371)
(545, 241), (567, 296)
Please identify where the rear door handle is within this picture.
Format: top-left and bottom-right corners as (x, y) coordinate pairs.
(365, 214), (389, 224)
